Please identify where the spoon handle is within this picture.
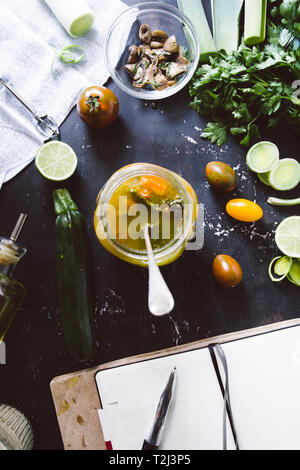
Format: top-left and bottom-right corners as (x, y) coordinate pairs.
(144, 225), (174, 316)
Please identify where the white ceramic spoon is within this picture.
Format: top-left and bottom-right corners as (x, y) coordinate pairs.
(143, 224), (174, 316)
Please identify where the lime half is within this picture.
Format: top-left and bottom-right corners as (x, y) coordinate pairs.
(35, 142), (77, 181)
(275, 216), (300, 258)
(246, 141), (279, 174)
(269, 158), (300, 191)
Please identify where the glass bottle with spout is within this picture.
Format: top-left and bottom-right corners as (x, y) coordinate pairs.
(0, 214), (27, 341)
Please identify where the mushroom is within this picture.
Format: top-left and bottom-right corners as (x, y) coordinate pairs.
(151, 29), (169, 41)
(163, 35), (179, 54)
(164, 45), (188, 79)
(133, 80), (146, 89)
(125, 64), (137, 76)
(133, 69), (147, 88)
(134, 59), (149, 78)
(138, 44), (151, 59)
(143, 48), (159, 66)
(133, 66), (144, 83)
(147, 65), (168, 91)
(151, 49), (172, 62)
(127, 45), (139, 64)
(151, 41), (164, 49)
(132, 59), (151, 88)
(166, 61), (188, 79)
(177, 46), (189, 66)
(139, 24), (152, 44)
(125, 25), (187, 92)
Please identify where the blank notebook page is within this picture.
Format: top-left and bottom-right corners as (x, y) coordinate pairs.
(221, 325), (300, 450)
(96, 325), (300, 450)
(96, 349), (236, 450)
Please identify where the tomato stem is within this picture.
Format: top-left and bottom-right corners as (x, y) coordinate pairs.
(86, 95), (101, 113)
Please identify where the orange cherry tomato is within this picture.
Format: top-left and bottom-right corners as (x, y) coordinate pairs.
(226, 199), (263, 222)
(144, 176), (169, 196)
(212, 255), (243, 289)
(77, 86), (119, 128)
(137, 175), (169, 197)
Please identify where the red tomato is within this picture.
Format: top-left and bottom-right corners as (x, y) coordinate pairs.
(77, 86), (119, 128)
(212, 255), (243, 289)
(226, 199), (263, 222)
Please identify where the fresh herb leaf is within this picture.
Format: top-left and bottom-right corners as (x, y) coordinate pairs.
(230, 126), (247, 136)
(280, 0), (300, 39)
(240, 122), (260, 147)
(201, 121), (228, 146)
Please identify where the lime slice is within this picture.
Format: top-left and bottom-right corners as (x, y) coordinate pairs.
(35, 142), (77, 181)
(257, 171), (271, 186)
(269, 158), (300, 191)
(275, 216), (300, 258)
(246, 141), (279, 174)
(287, 260), (300, 286)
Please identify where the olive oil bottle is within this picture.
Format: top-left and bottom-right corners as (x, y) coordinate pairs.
(0, 214), (27, 341)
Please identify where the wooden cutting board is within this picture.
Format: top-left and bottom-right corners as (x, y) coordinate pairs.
(50, 318), (300, 450)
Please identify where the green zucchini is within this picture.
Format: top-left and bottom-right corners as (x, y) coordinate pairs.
(54, 188), (94, 361)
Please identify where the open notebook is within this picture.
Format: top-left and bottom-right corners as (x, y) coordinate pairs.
(96, 325), (300, 450)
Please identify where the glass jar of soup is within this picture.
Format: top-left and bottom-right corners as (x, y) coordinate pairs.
(94, 163), (198, 266)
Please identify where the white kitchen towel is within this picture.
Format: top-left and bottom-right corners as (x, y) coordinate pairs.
(0, 0), (126, 187)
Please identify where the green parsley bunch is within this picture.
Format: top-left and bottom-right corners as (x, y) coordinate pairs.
(190, 1), (300, 147)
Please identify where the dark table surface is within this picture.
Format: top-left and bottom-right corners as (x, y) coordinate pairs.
(0, 0), (299, 450)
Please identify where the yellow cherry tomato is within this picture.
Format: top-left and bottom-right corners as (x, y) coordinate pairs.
(226, 199), (263, 222)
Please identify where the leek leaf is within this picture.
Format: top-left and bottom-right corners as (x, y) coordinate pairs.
(211, 0), (244, 53)
(269, 256), (292, 282)
(244, 0), (267, 45)
(51, 44), (85, 74)
(267, 197), (300, 206)
(177, 0), (217, 62)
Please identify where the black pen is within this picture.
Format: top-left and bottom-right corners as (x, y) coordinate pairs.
(142, 367), (176, 450)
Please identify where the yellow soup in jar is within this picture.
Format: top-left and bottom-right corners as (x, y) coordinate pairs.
(108, 174), (185, 253)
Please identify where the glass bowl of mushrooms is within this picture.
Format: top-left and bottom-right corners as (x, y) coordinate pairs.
(104, 2), (200, 100)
